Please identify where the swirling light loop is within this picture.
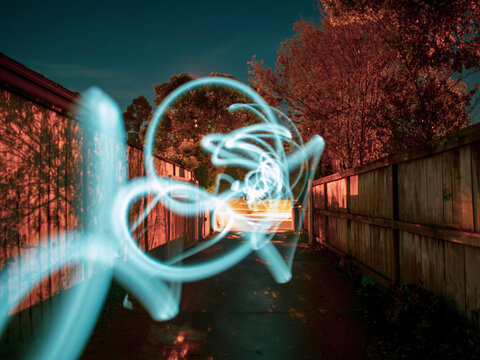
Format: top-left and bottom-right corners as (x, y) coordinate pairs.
(0, 77), (324, 360)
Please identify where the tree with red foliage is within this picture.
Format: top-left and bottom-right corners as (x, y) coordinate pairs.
(323, 0), (480, 148)
(250, 16), (397, 170)
(249, 1), (479, 172)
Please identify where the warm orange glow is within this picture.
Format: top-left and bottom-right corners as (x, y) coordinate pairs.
(216, 199), (293, 232)
(175, 334), (185, 344)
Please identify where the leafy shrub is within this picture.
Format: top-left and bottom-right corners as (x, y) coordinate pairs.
(318, 249), (480, 358)
(298, 231), (309, 243)
(385, 283), (442, 331)
(285, 230), (309, 243)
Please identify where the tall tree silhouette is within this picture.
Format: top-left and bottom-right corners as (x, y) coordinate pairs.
(123, 95), (152, 147)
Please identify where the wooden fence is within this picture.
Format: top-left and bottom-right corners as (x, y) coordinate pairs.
(309, 122), (480, 327)
(0, 53), (212, 344)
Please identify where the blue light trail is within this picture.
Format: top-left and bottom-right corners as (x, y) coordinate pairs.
(0, 77), (324, 359)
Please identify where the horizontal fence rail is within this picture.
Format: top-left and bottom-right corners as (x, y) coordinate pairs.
(309, 122), (480, 327)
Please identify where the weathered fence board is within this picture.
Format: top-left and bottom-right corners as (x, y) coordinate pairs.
(310, 121), (480, 327)
(465, 245), (480, 324)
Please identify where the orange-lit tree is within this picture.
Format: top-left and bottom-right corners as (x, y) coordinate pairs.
(250, 17), (397, 171)
(323, 0), (480, 150)
(249, 1), (479, 172)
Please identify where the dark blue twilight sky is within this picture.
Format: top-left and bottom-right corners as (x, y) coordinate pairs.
(1, 0), (321, 111)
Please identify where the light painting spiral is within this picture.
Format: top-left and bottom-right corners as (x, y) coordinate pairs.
(0, 77), (324, 360)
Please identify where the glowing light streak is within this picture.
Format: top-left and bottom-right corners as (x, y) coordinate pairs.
(0, 77), (324, 360)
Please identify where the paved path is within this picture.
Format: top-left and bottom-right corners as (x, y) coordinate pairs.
(82, 233), (366, 359)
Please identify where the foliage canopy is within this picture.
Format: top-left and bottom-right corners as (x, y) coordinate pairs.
(249, 1), (480, 172)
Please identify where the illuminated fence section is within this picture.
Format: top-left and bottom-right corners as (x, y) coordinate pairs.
(308, 122), (480, 327)
(0, 54), (208, 343)
(0, 89), (81, 315)
(126, 146), (201, 256)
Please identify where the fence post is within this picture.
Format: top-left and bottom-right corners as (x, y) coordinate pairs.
(391, 163), (400, 286)
(346, 175), (352, 256)
(167, 175), (172, 261)
(324, 182), (329, 245)
(143, 164), (149, 252)
(307, 180), (313, 245)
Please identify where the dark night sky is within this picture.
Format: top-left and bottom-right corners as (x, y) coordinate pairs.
(1, 0), (321, 111)
(2, 0), (478, 121)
